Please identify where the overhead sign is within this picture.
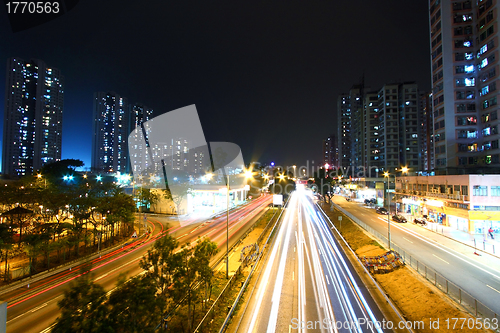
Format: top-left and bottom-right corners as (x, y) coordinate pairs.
(273, 194), (283, 206)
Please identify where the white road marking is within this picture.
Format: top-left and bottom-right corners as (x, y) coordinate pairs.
(95, 255), (142, 281)
(8, 295), (63, 324)
(326, 274), (330, 285)
(40, 323), (56, 333)
(30, 303), (47, 312)
(487, 284), (500, 294)
(432, 254), (449, 264)
(403, 237), (413, 244)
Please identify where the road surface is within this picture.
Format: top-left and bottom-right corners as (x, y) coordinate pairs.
(332, 195), (500, 316)
(238, 190), (389, 333)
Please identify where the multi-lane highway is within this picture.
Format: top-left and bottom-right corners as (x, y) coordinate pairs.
(237, 189), (389, 333)
(2, 194), (271, 333)
(332, 195), (500, 316)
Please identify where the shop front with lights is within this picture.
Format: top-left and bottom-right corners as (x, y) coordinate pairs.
(422, 199), (446, 224)
(401, 198), (422, 216)
(469, 210), (500, 236)
(445, 206), (470, 233)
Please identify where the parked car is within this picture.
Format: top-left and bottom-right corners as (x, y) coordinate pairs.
(413, 218), (427, 225)
(364, 198), (377, 205)
(392, 214), (407, 223)
(375, 207), (388, 215)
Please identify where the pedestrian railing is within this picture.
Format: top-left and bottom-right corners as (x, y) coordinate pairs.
(332, 203), (499, 325)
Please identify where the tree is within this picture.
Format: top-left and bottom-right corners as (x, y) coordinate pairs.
(311, 167), (334, 196)
(52, 274), (112, 333)
(23, 233), (50, 276)
(0, 224), (14, 280)
(107, 275), (165, 333)
(41, 159), (84, 183)
(97, 187), (135, 241)
(171, 238), (218, 332)
(139, 232), (179, 311)
(136, 187), (159, 212)
(163, 183), (191, 215)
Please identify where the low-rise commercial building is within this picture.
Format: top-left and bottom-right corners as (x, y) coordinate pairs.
(396, 175), (500, 235)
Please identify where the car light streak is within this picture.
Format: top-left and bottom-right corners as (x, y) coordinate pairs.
(299, 196), (384, 333)
(247, 195), (296, 333)
(307, 203), (384, 333)
(267, 196), (296, 332)
(301, 199), (336, 332)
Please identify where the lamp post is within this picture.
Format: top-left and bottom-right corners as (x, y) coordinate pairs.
(384, 172), (394, 249)
(394, 166), (409, 215)
(226, 174), (229, 279)
(37, 174), (47, 188)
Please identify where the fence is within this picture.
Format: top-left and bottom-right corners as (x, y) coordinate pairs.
(332, 203), (499, 324)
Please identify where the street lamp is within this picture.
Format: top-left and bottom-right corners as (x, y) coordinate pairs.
(394, 166), (409, 214)
(225, 175), (230, 279)
(384, 171), (394, 249)
(37, 173), (47, 188)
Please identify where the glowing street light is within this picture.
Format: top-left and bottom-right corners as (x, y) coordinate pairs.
(63, 175), (74, 182)
(244, 169), (253, 179)
(96, 175), (102, 182)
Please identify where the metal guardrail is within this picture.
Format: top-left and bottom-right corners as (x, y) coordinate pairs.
(332, 202), (500, 326)
(217, 198), (290, 333)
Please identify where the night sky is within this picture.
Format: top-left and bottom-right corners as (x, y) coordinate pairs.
(0, 1), (431, 171)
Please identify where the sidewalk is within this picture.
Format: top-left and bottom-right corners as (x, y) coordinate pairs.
(399, 211), (500, 258)
(337, 195), (500, 267)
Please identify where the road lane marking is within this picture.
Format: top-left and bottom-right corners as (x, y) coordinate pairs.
(403, 237), (413, 244)
(487, 285), (500, 294)
(326, 274), (330, 285)
(40, 323), (56, 333)
(292, 271), (294, 281)
(432, 254), (449, 264)
(30, 303), (47, 312)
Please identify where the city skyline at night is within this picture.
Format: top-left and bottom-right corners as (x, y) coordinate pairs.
(0, 1), (430, 171)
